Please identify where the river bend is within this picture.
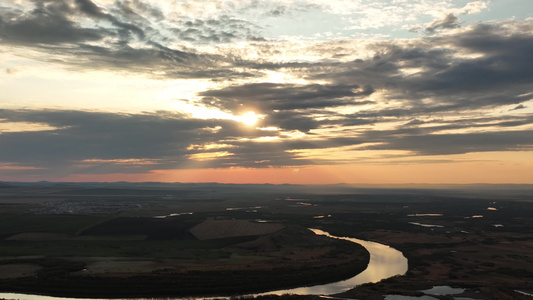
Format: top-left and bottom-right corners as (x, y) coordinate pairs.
(263, 229), (408, 295)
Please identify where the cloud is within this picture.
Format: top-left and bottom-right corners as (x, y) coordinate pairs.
(199, 82), (374, 113)
(0, 1), (105, 45)
(264, 111), (322, 133)
(5, 68), (20, 75)
(74, 0), (145, 39)
(511, 104), (527, 111)
(425, 13), (459, 33)
(0, 109), (311, 173)
(0, 109), (212, 172)
(2, 102), (532, 176)
(307, 21), (533, 113)
(364, 130), (533, 155)
(457, 0), (489, 15)
(174, 15), (264, 43)
(0, 0), (240, 79)
(112, 0), (165, 21)
(190, 20), (533, 163)
(1, 1), (533, 178)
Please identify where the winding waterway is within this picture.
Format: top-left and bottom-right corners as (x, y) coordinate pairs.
(262, 229), (408, 295)
(0, 229), (408, 300)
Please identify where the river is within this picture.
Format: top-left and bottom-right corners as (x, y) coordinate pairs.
(262, 229), (408, 295)
(0, 229), (408, 300)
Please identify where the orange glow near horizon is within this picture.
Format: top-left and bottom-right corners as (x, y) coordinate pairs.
(4, 158), (531, 184)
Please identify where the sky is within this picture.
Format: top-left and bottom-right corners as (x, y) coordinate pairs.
(1, 0), (533, 184)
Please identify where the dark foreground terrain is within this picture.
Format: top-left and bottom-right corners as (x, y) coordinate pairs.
(0, 182), (369, 297)
(0, 182), (532, 299)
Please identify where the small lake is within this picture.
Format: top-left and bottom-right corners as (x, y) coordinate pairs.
(408, 222), (444, 228)
(0, 229), (408, 299)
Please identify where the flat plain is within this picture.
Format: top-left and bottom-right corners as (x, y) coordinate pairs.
(0, 182), (532, 299)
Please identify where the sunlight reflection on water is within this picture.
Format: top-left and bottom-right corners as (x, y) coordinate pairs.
(261, 228), (408, 295)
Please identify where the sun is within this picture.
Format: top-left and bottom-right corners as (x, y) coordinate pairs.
(239, 111), (259, 126)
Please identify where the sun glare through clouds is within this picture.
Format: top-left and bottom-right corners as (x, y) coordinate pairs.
(1, 0), (533, 184)
(239, 111), (260, 126)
